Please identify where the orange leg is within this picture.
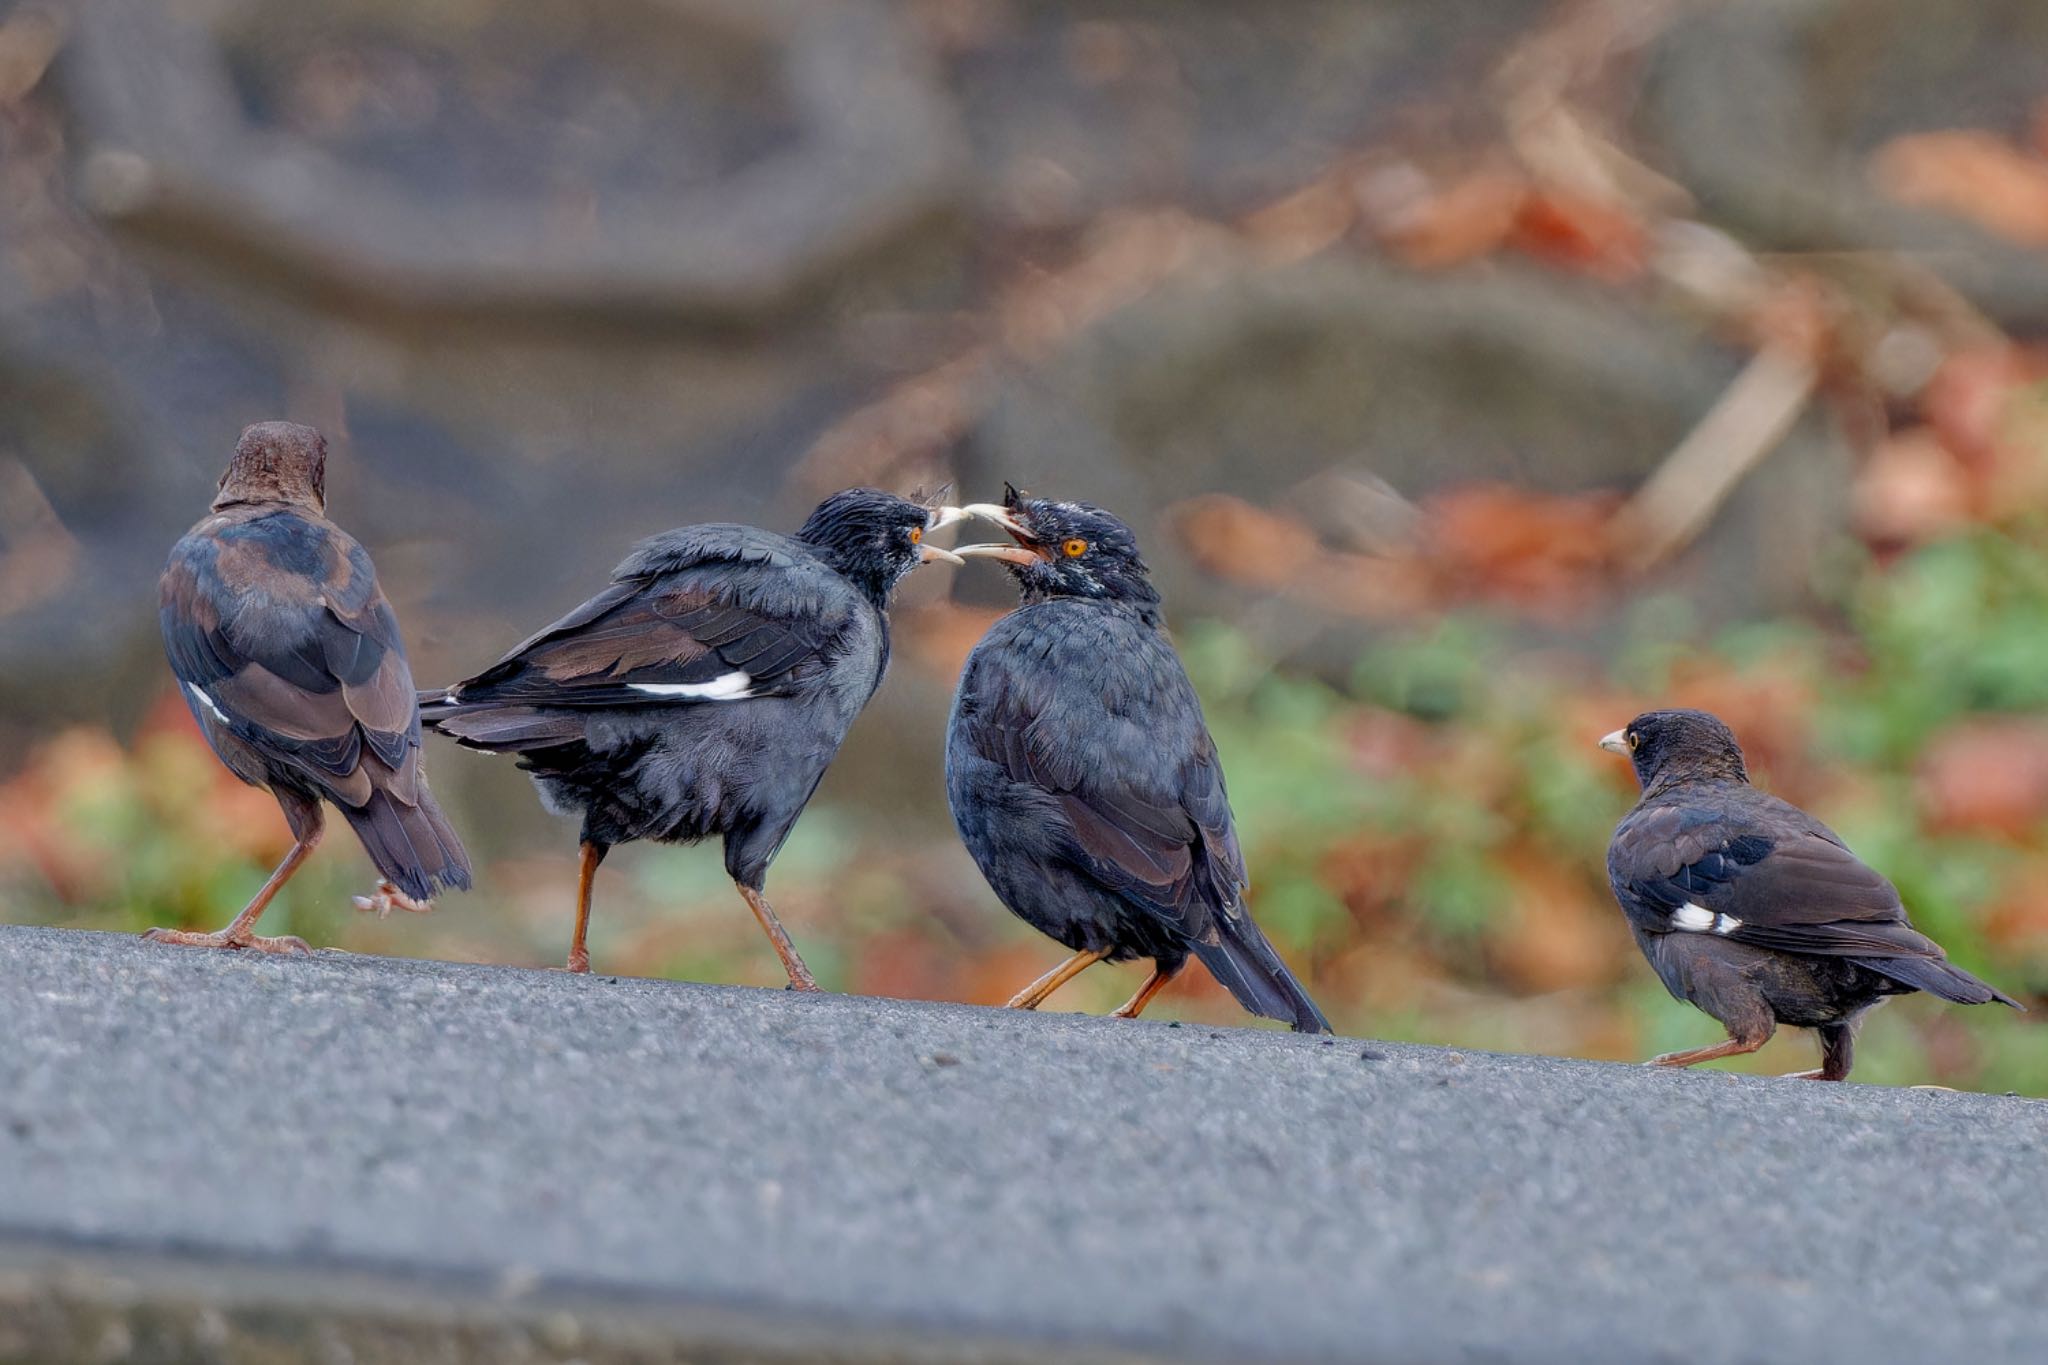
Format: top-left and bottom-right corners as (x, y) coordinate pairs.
(564, 840), (606, 974)
(1006, 948), (1108, 1010)
(1111, 961), (1183, 1020)
(1647, 1032), (1770, 1070)
(144, 824), (322, 956)
(736, 883), (821, 992)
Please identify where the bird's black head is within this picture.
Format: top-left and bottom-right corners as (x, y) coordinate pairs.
(794, 487), (964, 608)
(1601, 708), (1750, 791)
(214, 421), (327, 513)
(953, 485), (1161, 615)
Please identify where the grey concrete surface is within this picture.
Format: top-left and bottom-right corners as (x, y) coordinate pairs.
(0, 924), (2044, 1364)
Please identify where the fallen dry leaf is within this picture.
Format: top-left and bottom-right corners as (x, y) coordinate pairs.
(1917, 718), (2048, 839)
(1872, 130), (2048, 247)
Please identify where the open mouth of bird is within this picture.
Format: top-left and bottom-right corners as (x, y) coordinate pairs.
(950, 502), (1052, 565)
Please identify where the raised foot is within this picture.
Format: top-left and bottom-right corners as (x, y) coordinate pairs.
(352, 880), (434, 918)
(142, 926), (312, 956)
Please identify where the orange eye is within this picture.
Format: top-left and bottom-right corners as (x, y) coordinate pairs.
(1061, 538), (1087, 558)
(909, 526), (923, 544)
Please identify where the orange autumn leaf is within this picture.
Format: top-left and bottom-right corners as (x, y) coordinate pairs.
(1916, 718), (2048, 839)
(1507, 188), (1649, 283)
(1872, 130), (2048, 247)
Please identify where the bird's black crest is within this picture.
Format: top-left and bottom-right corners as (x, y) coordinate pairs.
(1620, 709), (1748, 790)
(792, 487), (934, 609)
(991, 492), (1159, 612)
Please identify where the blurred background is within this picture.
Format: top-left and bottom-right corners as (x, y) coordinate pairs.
(3, 0), (2047, 1089)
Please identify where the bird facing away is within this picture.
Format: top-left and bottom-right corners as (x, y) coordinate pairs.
(419, 489), (965, 985)
(945, 487), (1331, 1033)
(1603, 709), (2019, 1080)
(154, 421), (472, 954)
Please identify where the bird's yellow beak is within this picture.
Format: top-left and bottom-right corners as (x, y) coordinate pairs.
(1598, 729), (1631, 756)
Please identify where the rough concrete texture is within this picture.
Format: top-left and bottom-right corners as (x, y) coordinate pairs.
(1, 925), (2044, 1364)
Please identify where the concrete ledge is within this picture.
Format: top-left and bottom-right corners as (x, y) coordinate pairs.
(1, 926), (2044, 1364)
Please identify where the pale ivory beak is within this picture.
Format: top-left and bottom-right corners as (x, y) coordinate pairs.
(950, 542), (1042, 566)
(918, 542), (966, 565)
(959, 502), (1033, 537)
(1598, 729), (1631, 755)
(927, 505), (970, 532)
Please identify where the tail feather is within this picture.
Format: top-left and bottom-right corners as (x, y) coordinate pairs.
(1190, 914), (1331, 1034)
(343, 785), (473, 902)
(1853, 954), (2023, 1010)
(418, 690), (585, 752)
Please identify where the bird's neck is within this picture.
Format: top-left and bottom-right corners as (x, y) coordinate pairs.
(1642, 765), (1749, 801)
(1021, 589), (1163, 630)
(813, 550), (898, 614)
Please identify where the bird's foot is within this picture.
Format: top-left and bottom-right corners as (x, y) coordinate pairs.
(562, 946), (591, 974)
(783, 970), (824, 994)
(1779, 1068), (1841, 1081)
(1645, 1052), (1692, 1068)
(352, 881), (433, 919)
(142, 926), (312, 956)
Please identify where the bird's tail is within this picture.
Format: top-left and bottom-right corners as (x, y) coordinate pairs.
(1853, 955), (2024, 1010)
(342, 782), (474, 903)
(1190, 912), (1332, 1034)
(417, 688), (584, 752)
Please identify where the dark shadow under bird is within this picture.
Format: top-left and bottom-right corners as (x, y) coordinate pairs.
(154, 421), (472, 954)
(945, 486), (1331, 1033)
(1603, 708), (2020, 1081)
(419, 489), (964, 985)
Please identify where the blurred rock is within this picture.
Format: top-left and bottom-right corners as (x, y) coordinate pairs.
(955, 251), (1852, 653)
(1638, 0), (2048, 329)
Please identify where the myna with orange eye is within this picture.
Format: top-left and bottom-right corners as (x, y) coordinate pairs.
(153, 421), (472, 954)
(420, 489), (965, 984)
(945, 486), (1331, 1032)
(1602, 708), (2019, 1080)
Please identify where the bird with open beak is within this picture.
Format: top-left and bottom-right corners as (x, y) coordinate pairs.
(1601, 708), (2020, 1080)
(153, 421), (473, 954)
(420, 488), (965, 985)
(945, 485), (1331, 1032)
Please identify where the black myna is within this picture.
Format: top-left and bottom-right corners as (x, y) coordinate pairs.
(420, 489), (964, 985)
(945, 487), (1331, 1033)
(1603, 708), (2020, 1080)
(153, 421), (472, 954)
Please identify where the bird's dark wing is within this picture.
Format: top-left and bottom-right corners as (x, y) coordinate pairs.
(959, 644), (1243, 939)
(160, 510), (420, 808)
(443, 534), (847, 710)
(1609, 796), (1943, 960)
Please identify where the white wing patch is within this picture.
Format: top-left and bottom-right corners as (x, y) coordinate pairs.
(186, 683), (232, 725)
(1671, 903), (1715, 932)
(628, 670), (754, 701)
(1672, 902), (1743, 935)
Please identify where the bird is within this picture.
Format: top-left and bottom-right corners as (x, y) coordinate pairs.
(153, 420), (472, 954)
(945, 486), (1331, 1033)
(1602, 708), (2020, 1080)
(418, 488), (965, 985)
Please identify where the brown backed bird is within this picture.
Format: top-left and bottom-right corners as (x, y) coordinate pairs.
(154, 421), (471, 954)
(1603, 709), (2018, 1080)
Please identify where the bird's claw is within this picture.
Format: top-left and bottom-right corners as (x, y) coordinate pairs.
(142, 926), (313, 956)
(352, 880), (434, 919)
